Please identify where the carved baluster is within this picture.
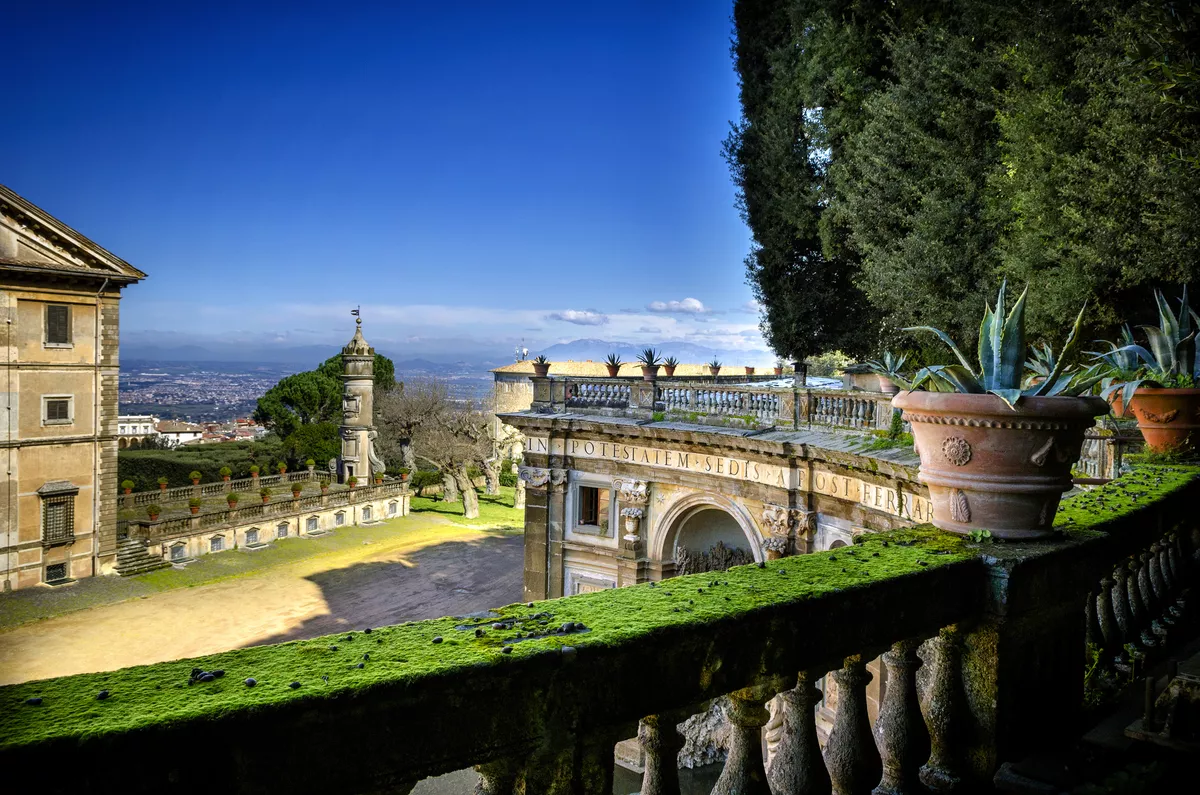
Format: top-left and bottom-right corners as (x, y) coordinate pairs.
(767, 671), (831, 795)
(1111, 566), (1132, 649)
(1154, 540), (1174, 595)
(1137, 552), (1168, 639)
(518, 735), (615, 795)
(873, 640), (930, 795)
(1084, 588), (1101, 650)
(920, 629), (964, 792)
(712, 687), (772, 795)
(1125, 558), (1158, 648)
(826, 656), (881, 795)
(638, 713), (683, 795)
(1148, 545), (1174, 629)
(475, 758), (521, 795)
(1096, 575), (1122, 662)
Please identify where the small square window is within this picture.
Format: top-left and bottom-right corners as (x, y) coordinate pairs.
(210, 536), (225, 553)
(306, 516), (318, 532)
(45, 562), (68, 582)
(388, 501), (397, 516)
(171, 543), (187, 561)
(43, 397), (72, 425)
(45, 304), (72, 345)
(335, 512), (345, 526)
(362, 506), (372, 521)
(246, 528), (259, 545)
(277, 523), (288, 539)
(577, 486), (610, 530)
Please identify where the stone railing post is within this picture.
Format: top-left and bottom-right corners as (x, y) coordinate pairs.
(638, 713), (684, 795)
(872, 640), (929, 795)
(550, 378), (567, 409)
(518, 732), (615, 795)
(530, 376), (552, 412)
(713, 686), (773, 795)
(919, 628), (964, 792)
(826, 655), (880, 795)
(766, 671), (830, 795)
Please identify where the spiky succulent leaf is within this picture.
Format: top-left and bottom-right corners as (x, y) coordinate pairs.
(1140, 325), (1176, 374)
(988, 388), (1023, 409)
(1033, 302), (1087, 397)
(904, 326), (977, 375)
(911, 364), (983, 394)
(978, 291), (998, 388)
(997, 286), (1028, 390)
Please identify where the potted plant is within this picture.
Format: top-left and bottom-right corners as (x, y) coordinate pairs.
(189, 470), (202, 486)
(249, 464), (260, 477)
(146, 504), (162, 521)
(637, 348), (662, 381)
(260, 487), (271, 504)
(320, 481), (330, 494)
(291, 482), (303, 499)
(708, 359), (722, 377)
(892, 282), (1108, 539)
(531, 355), (551, 377)
(663, 356), (679, 377)
(157, 476), (168, 492)
(1096, 289), (1200, 453)
(604, 353), (623, 377)
(227, 492), (240, 508)
(121, 479), (134, 495)
(398, 467), (411, 482)
(774, 360), (784, 376)
(188, 497), (202, 515)
(865, 352), (907, 395)
(745, 365), (756, 375)
(306, 458), (316, 471)
(219, 466), (232, 482)
(277, 462), (287, 475)
(347, 476), (358, 489)
(373, 472), (384, 485)
(1089, 324), (1140, 416)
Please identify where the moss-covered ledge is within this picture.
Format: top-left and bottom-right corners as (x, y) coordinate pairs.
(0, 529), (980, 794)
(1, 466), (1194, 794)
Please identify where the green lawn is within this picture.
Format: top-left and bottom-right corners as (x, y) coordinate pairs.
(0, 513), (467, 632)
(409, 486), (523, 529)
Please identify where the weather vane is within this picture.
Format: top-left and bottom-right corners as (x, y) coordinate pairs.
(351, 306), (361, 326)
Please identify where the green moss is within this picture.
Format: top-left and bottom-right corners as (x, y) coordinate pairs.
(0, 528), (970, 752)
(1053, 465), (1200, 538)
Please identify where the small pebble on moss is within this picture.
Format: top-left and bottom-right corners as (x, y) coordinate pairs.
(501, 646), (512, 655)
(363, 627), (373, 634)
(432, 636), (443, 644)
(25, 697), (42, 706)
(198, 673), (214, 683)
(211, 670), (225, 678)
(289, 681), (301, 689)
(363, 653), (370, 660)
(355, 663), (364, 669)
(329, 645), (339, 651)
(244, 678), (257, 687)
(96, 690), (110, 701)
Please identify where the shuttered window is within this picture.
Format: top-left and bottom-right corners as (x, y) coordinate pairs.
(42, 495), (75, 546)
(44, 398), (71, 423)
(45, 304), (71, 344)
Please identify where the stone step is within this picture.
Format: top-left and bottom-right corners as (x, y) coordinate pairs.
(114, 539), (171, 576)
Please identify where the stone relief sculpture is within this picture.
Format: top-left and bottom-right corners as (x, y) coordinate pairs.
(676, 541), (753, 575)
(366, 429), (386, 474)
(613, 478), (649, 506)
(518, 466), (551, 488)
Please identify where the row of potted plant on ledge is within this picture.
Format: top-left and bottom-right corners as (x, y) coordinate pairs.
(862, 283), (1199, 542)
(143, 475), (394, 520)
(530, 349), (782, 380)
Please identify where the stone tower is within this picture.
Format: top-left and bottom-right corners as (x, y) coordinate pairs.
(339, 316), (383, 483)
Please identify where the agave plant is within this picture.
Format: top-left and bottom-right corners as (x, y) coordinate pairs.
(708, 359), (722, 369)
(532, 354), (550, 366)
(604, 353), (623, 367)
(637, 347), (662, 366)
(864, 351), (912, 390)
(663, 355), (680, 368)
(1097, 288), (1200, 407)
(906, 281), (1094, 408)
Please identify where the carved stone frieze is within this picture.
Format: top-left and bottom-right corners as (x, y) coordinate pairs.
(760, 504), (793, 537)
(549, 468), (569, 487)
(613, 478), (650, 506)
(518, 466), (550, 488)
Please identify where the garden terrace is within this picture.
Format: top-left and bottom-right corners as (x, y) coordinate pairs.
(1, 467), (1196, 793)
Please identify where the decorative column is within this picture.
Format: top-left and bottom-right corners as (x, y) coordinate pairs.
(519, 466), (551, 601)
(615, 478), (650, 587)
(338, 315), (379, 484)
(638, 713), (684, 795)
(713, 687), (773, 795)
(826, 655), (881, 795)
(919, 629), (964, 792)
(547, 468), (568, 599)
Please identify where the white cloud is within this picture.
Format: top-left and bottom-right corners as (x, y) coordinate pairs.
(546, 309), (609, 326)
(636, 326), (662, 334)
(646, 297), (711, 315)
(740, 300), (762, 314)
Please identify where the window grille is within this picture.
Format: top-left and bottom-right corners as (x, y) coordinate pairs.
(335, 512), (345, 526)
(388, 501), (397, 516)
(42, 495), (74, 546)
(306, 516), (318, 532)
(277, 523), (288, 539)
(246, 528), (259, 545)
(45, 304), (71, 344)
(171, 543), (187, 561)
(210, 536), (224, 552)
(362, 506), (372, 521)
(45, 398), (70, 423)
(45, 562), (68, 582)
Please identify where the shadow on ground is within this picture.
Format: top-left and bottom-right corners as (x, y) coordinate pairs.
(246, 534), (524, 647)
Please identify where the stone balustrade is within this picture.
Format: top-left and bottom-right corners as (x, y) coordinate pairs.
(1, 466), (1195, 794)
(129, 469), (332, 506)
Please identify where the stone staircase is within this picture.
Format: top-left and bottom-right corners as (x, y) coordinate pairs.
(114, 537), (171, 577)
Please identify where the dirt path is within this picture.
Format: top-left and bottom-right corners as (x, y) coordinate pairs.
(0, 526), (523, 685)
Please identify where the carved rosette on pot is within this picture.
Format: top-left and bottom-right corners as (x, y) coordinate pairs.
(894, 392), (1106, 539)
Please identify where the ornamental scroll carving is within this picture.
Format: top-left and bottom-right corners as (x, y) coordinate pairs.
(613, 478), (650, 506)
(760, 504), (798, 558)
(518, 466), (550, 488)
(549, 468), (569, 487)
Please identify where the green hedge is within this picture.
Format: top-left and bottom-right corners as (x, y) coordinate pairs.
(117, 440), (284, 493)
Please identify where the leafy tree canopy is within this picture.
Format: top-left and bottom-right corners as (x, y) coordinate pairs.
(253, 352), (395, 439)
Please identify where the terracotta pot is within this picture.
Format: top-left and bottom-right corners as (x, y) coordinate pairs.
(321, 485), (330, 493)
(400, 473), (410, 482)
(148, 513), (160, 521)
(709, 366), (720, 377)
(222, 475), (230, 482)
(122, 488), (131, 495)
(641, 365), (659, 381)
(190, 506), (199, 515)
(877, 375), (900, 395)
(774, 367), (783, 376)
(1126, 388), (1200, 452)
(664, 365), (677, 377)
(745, 366), (755, 375)
(893, 391), (1108, 539)
(158, 484), (167, 492)
(532, 363), (550, 377)
(374, 477), (383, 485)
(227, 500), (238, 508)
(262, 496), (270, 504)
(605, 364), (620, 377)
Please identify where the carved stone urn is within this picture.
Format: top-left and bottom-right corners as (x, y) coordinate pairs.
(1125, 388), (1200, 453)
(893, 391), (1108, 539)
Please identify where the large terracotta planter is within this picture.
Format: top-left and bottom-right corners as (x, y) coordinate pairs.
(663, 365), (677, 377)
(641, 365), (659, 381)
(532, 363), (550, 377)
(605, 364), (620, 377)
(893, 391), (1108, 539)
(877, 375), (900, 395)
(1125, 388), (1200, 452)
(709, 366), (720, 377)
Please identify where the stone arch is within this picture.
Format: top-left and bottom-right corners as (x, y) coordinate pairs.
(830, 539), (848, 549)
(129, 438), (141, 450)
(118, 437), (128, 449)
(650, 491), (763, 565)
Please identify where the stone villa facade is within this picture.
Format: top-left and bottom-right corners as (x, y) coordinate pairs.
(0, 184), (146, 590)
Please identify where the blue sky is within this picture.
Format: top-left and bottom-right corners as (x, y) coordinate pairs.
(3, 1), (764, 360)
